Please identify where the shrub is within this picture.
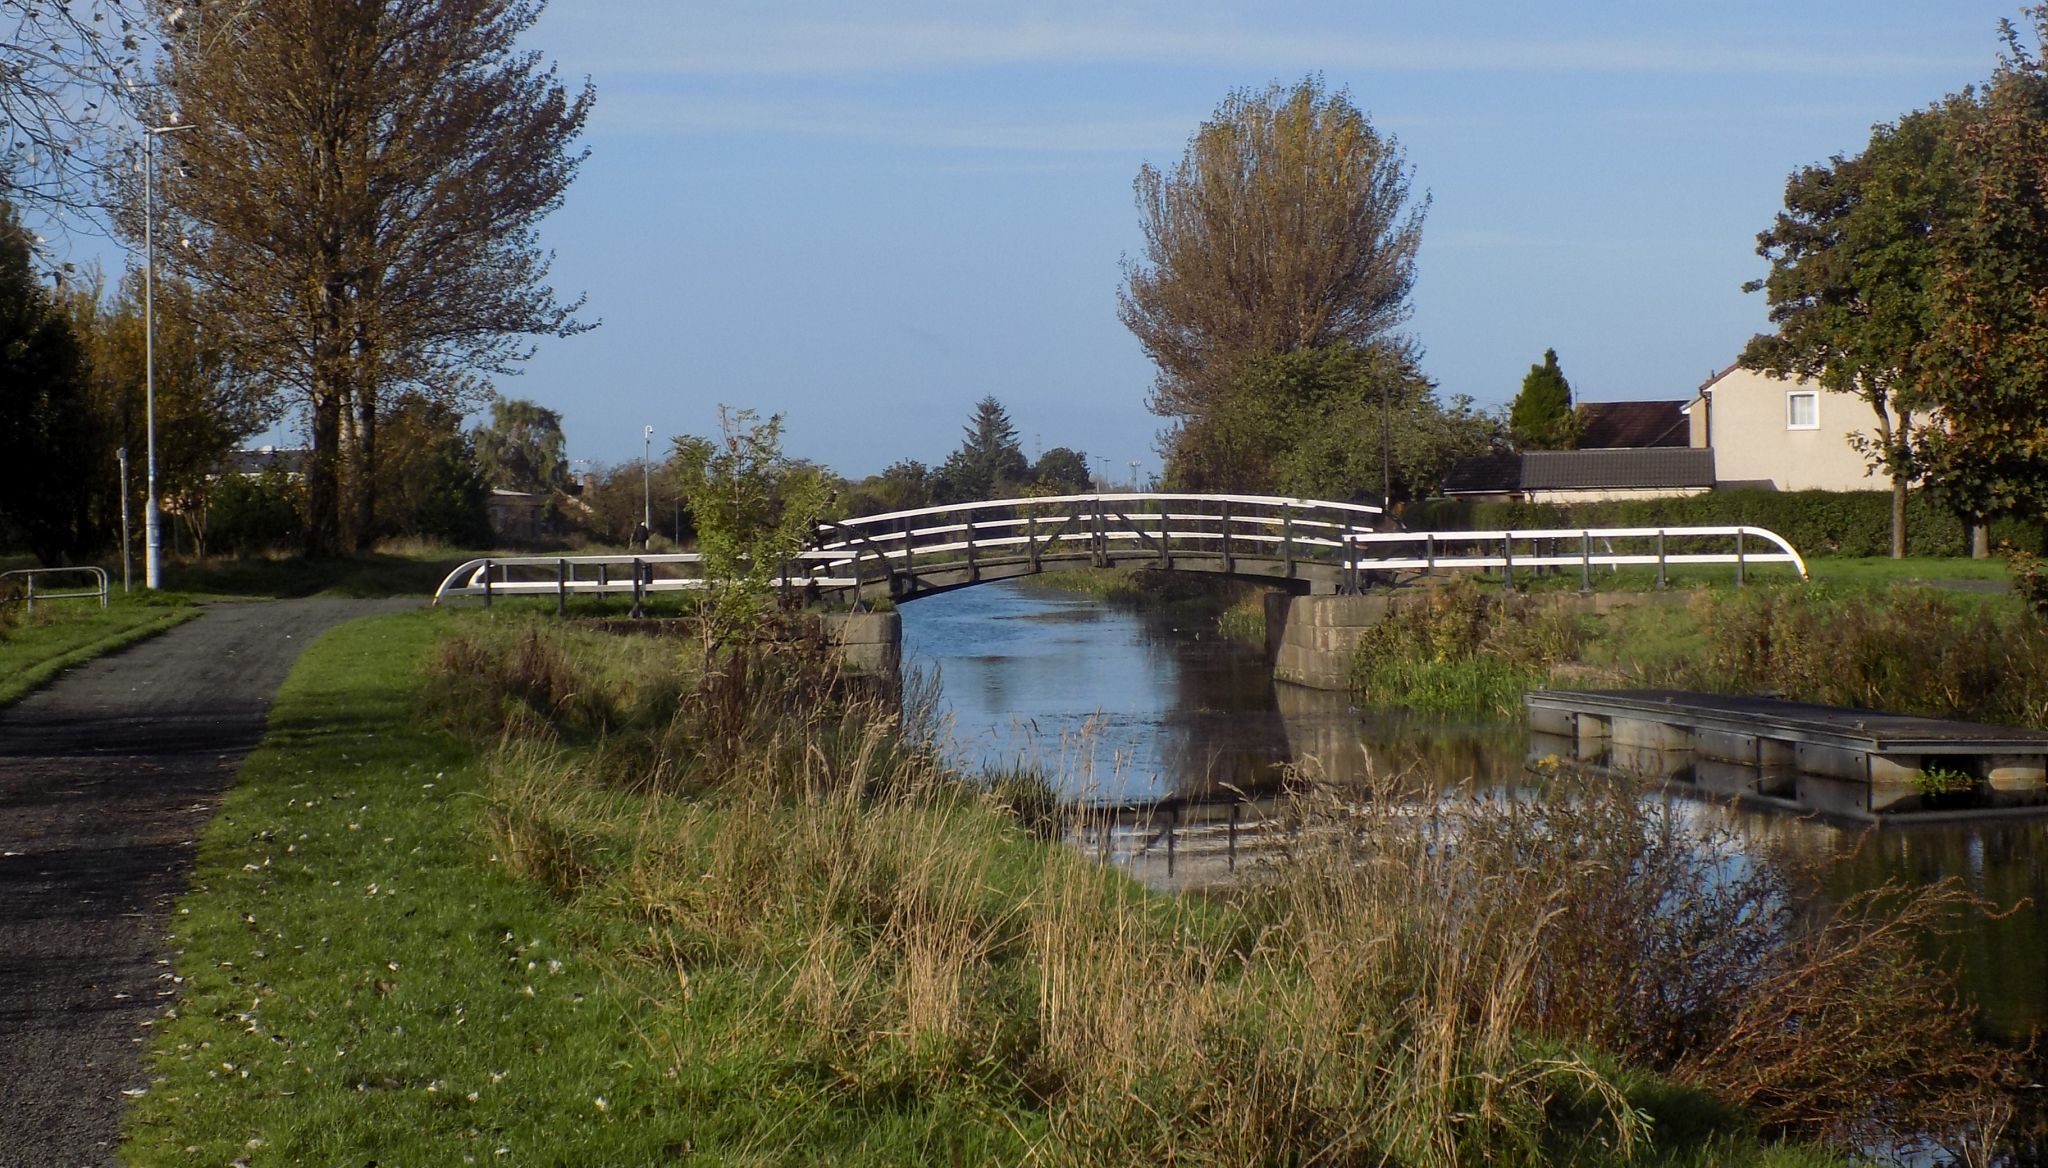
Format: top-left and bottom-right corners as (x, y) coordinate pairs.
(1677, 586), (2048, 727)
(1349, 577), (1584, 717)
(205, 466), (304, 556)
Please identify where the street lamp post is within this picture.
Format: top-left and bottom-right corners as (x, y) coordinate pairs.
(642, 425), (654, 531)
(143, 121), (195, 590)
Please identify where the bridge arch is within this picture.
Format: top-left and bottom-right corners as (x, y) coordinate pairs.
(811, 492), (1388, 603)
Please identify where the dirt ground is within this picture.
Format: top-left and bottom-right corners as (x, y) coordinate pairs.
(0, 598), (416, 1168)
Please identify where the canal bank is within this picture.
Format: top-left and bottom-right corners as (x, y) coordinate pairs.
(902, 578), (2048, 1043)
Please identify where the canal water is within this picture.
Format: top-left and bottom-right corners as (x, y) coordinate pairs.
(901, 578), (2048, 1042)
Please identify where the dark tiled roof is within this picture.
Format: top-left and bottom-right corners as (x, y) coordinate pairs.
(224, 447), (308, 475)
(1577, 400), (1690, 448)
(1521, 448), (1716, 490)
(1440, 452), (1522, 495)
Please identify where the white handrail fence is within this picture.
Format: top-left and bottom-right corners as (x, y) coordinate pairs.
(429, 495), (1806, 609)
(1348, 525), (1808, 588)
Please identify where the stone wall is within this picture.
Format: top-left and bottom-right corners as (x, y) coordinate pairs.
(1266, 588), (1689, 692)
(819, 610), (901, 678)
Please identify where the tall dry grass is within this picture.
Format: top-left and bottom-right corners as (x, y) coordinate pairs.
(431, 614), (2020, 1164)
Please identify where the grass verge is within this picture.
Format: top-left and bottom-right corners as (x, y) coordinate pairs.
(0, 595), (201, 707)
(122, 611), (688, 1165)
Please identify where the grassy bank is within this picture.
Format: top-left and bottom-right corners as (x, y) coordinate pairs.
(0, 592), (200, 706)
(127, 607), (2030, 1163)
(1350, 576), (2048, 726)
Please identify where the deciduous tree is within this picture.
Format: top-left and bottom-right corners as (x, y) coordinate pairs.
(1032, 446), (1091, 493)
(0, 198), (94, 562)
(2, 0), (146, 225)
(1120, 76), (1426, 479)
(1915, 11), (2048, 535)
(474, 396), (569, 495)
(65, 270), (266, 558)
(138, 0), (594, 554)
(1742, 103), (1966, 556)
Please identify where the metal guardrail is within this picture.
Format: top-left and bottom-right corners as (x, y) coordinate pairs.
(0, 567), (111, 616)
(1348, 525), (1808, 587)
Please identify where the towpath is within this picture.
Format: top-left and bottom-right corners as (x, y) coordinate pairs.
(0, 598), (415, 1167)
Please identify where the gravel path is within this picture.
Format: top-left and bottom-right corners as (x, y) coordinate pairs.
(0, 598), (418, 1168)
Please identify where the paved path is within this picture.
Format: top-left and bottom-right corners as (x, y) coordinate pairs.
(0, 599), (416, 1168)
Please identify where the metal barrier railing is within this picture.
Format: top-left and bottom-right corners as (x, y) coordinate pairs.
(0, 566), (111, 616)
(1347, 525), (1808, 587)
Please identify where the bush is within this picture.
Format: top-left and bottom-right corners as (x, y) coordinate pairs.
(1349, 577), (1585, 717)
(1677, 585), (2048, 727)
(205, 466), (303, 556)
(1406, 490), (2045, 558)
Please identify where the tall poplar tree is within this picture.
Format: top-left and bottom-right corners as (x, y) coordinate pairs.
(1120, 77), (1426, 482)
(137, 0), (594, 553)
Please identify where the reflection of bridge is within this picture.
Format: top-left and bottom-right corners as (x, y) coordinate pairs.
(430, 491), (1808, 608)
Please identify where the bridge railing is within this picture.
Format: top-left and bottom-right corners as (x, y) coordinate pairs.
(809, 492), (1388, 596)
(1346, 525), (1808, 587)
(431, 552), (869, 613)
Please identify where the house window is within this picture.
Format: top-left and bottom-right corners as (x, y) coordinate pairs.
(1787, 391), (1819, 430)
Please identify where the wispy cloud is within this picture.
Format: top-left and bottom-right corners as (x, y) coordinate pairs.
(551, 9), (1974, 81)
(596, 92), (1191, 153)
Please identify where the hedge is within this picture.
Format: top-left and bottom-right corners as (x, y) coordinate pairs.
(1401, 490), (2044, 558)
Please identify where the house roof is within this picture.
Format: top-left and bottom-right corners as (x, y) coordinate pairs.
(1521, 448), (1716, 490)
(1439, 452), (1521, 495)
(1576, 401), (1690, 449)
(1439, 448), (1717, 495)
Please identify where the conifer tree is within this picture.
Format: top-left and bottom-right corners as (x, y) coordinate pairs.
(1509, 348), (1578, 450)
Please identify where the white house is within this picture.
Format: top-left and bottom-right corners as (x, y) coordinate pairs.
(1687, 365), (1895, 492)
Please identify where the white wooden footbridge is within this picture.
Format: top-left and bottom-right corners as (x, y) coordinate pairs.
(430, 491), (1808, 609)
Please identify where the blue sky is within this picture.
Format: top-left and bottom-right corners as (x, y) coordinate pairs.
(192, 2), (2048, 477)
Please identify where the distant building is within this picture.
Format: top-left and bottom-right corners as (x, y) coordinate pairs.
(223, 445), (309, 478)
(1685, 365), (1893, 492)
(1439, 398), (1707, 503)
(485, 489), (546, 544)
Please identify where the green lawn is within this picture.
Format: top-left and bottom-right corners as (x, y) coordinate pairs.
(0, 593), (201, 707)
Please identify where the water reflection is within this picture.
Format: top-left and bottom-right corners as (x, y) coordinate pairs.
(901, 579), (2047, 1042)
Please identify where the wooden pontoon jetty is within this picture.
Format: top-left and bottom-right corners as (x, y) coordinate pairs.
(1527, 689), (2048, 820)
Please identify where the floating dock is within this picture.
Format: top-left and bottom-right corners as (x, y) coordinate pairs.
(1526, 689), (2048, 820)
